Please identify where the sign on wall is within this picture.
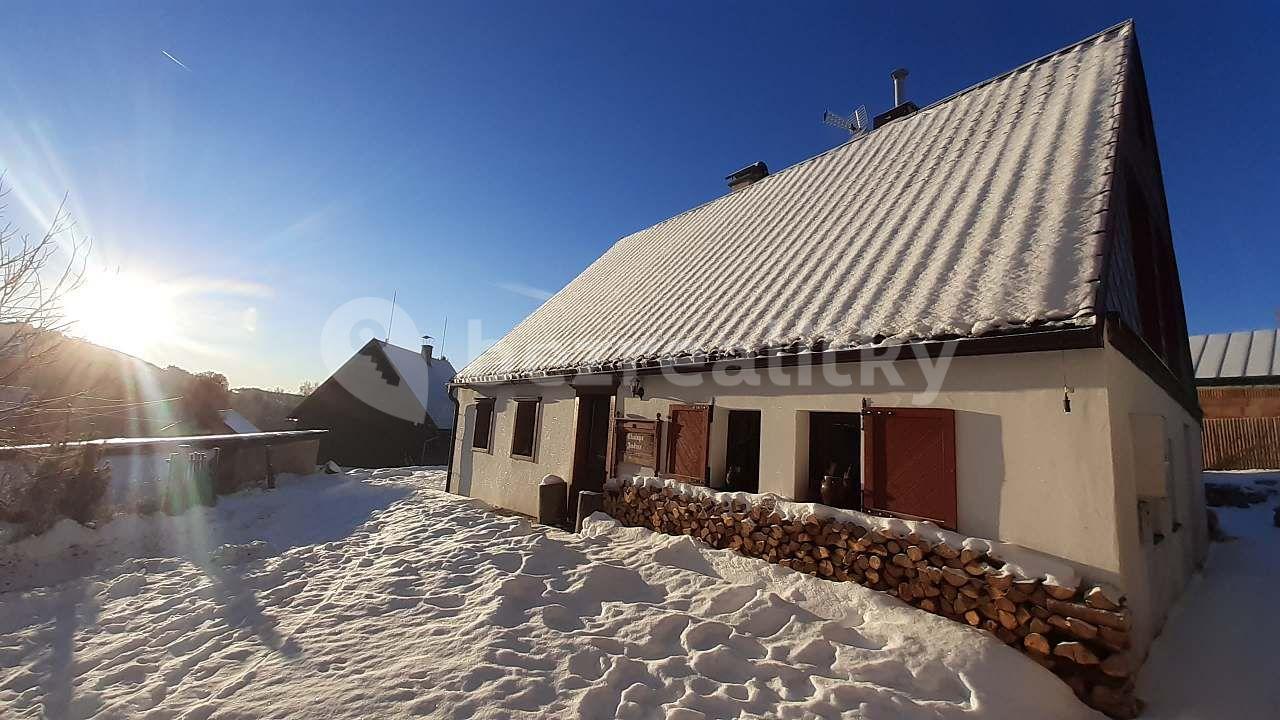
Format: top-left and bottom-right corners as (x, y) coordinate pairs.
(618, 419), (659, 467)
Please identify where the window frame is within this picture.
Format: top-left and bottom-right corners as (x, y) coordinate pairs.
(471, 398), (495, 453)
(509, 397), (541, 461)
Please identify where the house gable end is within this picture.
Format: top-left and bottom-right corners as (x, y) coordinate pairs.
(1097, 29), (1199, 418)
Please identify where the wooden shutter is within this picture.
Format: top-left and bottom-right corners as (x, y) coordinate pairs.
(864, 407), (957, 530)
(665, 404), (710, 484)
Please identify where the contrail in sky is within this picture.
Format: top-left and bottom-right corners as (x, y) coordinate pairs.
(161, 50), (190, 71)
(496, 282), (554, 301)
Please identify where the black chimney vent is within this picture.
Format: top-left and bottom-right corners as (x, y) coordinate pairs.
(873, 67), (920, 129)
(725, 161), (769, 192)
(873, 101), (920, 129)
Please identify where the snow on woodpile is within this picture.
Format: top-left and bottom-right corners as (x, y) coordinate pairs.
(607, 475), (1082, 588)
(0, 466), (1101, 719)
(456, 23), (1131, 383)
(603, 476), (1139, 717)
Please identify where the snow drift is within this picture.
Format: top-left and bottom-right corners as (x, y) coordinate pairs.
(0, 467), (1099, 719)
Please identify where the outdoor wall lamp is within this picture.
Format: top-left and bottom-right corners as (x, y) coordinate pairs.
(629, 376), (645, 399)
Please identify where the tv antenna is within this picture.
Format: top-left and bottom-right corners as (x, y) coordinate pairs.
(385, 289), (398, 341)
(822, 105), (870, 138)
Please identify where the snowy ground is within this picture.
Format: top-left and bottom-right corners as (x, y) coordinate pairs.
(0, 466), (1104, 720)
(1136, 471), (1280, 719)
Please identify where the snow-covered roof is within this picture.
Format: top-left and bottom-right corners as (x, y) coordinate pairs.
(217, 409), (261, 434)
(1190, 330), (1280, 381)
(377, 341), (457, 428)
(456, 22), (1132, 384)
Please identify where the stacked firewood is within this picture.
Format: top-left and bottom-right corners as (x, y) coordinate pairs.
(603, 479), (1139, 719)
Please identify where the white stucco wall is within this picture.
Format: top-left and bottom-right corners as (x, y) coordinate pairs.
(456, 350), (1120, 575)
(1100, 341), (1206, 655)
(451, 383), (578, 516)
(611, 350), (1122, 580)
(452, 343), (1206, 653)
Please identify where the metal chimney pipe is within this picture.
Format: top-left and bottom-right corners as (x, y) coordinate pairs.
(891, 68), (909, 107)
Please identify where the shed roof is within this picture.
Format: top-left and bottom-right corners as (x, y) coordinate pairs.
(1189, 329), (1280, 382)
(457, 22), (1133, 384)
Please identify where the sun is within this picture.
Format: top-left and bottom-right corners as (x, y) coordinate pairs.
(64, 271), (180, 356)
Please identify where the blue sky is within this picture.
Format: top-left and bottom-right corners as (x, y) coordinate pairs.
(1, 1), (1276, 389)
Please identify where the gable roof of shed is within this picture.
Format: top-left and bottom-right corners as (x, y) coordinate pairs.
(457, 22), (1133, 384)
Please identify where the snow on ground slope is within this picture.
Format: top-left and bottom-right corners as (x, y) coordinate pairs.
(1137, 471), (1280, 719)
(0, 467), (1098, 720)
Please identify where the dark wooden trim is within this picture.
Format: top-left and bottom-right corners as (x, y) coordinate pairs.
(606, 397), (618, 477)
(1104, 314), (1203, 421)
(455, 325), (1104, 387)
(445, 388), (460, 494)
(861, 407), (878, 514)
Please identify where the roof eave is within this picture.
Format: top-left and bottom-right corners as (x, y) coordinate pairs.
(452, 320), (1103, 387)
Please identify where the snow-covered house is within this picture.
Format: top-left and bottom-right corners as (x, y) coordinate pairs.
(1190, 329), (1280, 469)
(293, 339), (456, 467)
(449, 22), (1205, 655)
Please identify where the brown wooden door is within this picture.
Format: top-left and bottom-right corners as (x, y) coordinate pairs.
(864, 407), (957, 530)
(571, 394), (614, 496)
(666, 404), (710, 484)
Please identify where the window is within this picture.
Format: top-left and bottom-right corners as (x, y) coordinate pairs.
(472, 398), (495, 451)
(510, 398), (540, 459)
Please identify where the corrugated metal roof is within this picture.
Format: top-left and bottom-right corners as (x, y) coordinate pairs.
(457, 23), (1132, 383)
(1190, 329), (1280, 381)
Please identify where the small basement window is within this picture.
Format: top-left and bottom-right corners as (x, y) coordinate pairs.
(472, 398), (495, 451)
(510, 398), (540, 460)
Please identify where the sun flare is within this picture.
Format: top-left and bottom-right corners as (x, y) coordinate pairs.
(65, 271), (179, 356)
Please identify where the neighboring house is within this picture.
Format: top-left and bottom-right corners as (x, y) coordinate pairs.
(159, 409), (261, 437)
(292, 339), (456, 468)
(450, 21), (1205, 655)
(1190, 329), (1280, 469)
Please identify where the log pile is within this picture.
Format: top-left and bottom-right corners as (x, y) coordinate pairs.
(603, 478), (1139, 719)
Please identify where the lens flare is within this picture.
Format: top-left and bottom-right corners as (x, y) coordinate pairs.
(65, 271), (179, 357)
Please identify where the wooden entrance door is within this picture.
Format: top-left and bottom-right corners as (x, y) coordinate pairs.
(863, 407), (957, 530)
(571, 394), (614, 504)
(665, 404), (710, 484)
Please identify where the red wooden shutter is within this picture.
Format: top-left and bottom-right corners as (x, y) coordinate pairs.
(666, 404), (710, 484)
(864, 407), (957, 530)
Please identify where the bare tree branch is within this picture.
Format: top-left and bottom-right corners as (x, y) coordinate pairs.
(0, 172), (90, 442)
